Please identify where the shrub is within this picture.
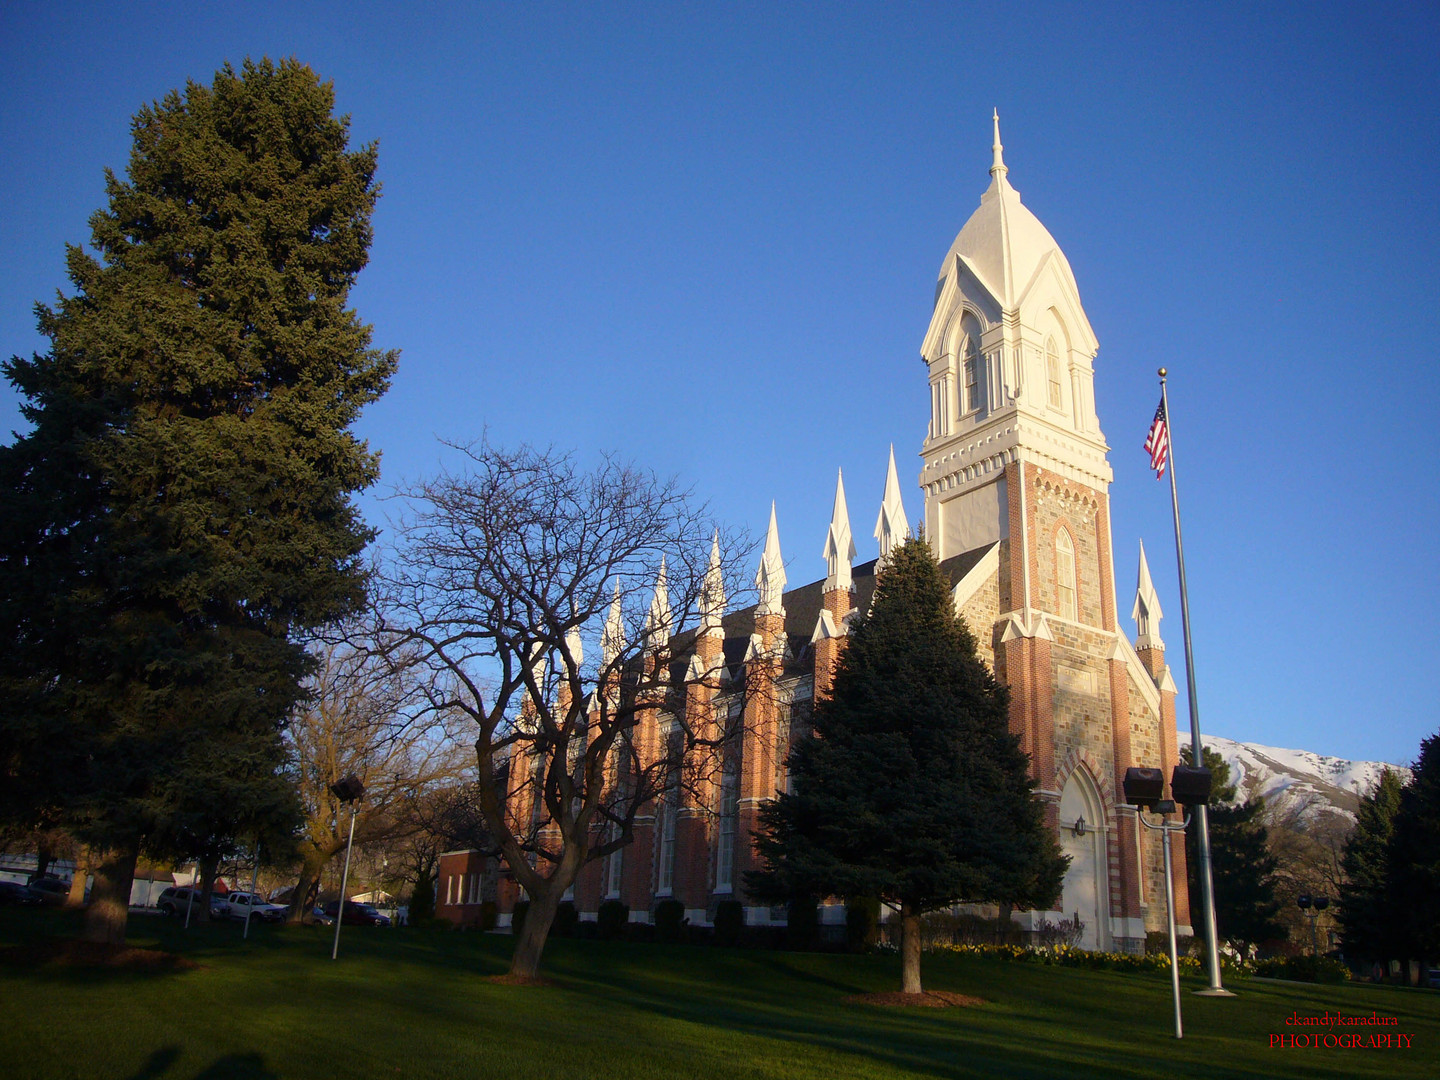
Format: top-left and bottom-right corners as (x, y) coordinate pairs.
(597, 899), (630, 940)
(553, 901), (579, 938)
(478, 901), (498, 932)
(786, 896), (819, 951)
(1253, 954), (1351, 984)
(408, 873), (435, 925)
(511, 900), (529, 937)
(654, 898), (686, 943)
(845, 897), (881, 951)
(714, 900), (744, 947)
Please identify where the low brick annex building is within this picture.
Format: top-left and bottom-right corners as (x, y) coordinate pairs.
(437, 118), (1190, 952)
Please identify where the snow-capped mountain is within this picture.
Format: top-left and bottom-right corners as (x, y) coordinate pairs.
(1201, 734), (1411, 826)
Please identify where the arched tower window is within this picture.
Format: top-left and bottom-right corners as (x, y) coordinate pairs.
(1056, 527), (1077, 621)
(1046, 337), (1063, 410)
(963, 334), (979, 413)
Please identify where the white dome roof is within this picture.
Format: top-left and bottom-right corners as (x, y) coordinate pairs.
(939, 118), (1084, 315)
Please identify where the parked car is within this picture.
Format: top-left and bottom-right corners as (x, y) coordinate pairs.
(322, 900), (391, 927)
(156, 886), (231, 918)
(0, 881), (43, 906)
(26, 877), (70, 906)
(224, 892), (287, 923)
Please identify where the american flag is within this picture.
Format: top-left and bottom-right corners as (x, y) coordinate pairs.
(1144, 398), (1169, 478)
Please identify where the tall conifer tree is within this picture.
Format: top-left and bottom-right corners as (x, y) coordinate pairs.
(1387, 733), (1440, 969)
(0, 59), (393, 943)
(1181, 746), (1285, 956)
(749, 537), (1065, 994)
(1337, 767), (1403, 965)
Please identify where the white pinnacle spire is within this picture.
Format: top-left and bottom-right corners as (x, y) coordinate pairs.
(564, 624), (584, 668)
(822, 468), (856, 593)
(645, 556), (672, 644)
(601, 581), (624, 668)
(874, 445), (910, 562)
(700, 531), (726, 636)
(990, 109), (1007, 180)
(755, 502), (787, 616)
(1132, 540), (1164, 650)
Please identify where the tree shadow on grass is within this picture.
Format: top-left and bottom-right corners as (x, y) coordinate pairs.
(121, 1046), (180, 1079)
(191, 1053), (277, 1080)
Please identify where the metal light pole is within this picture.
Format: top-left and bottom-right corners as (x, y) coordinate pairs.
(184, 861), (198, 928)
(1156, 369), (1230, 997)
(329, 774), (365, 961)
(1124, 764), (1213, 1039)
(243, 843), (261, 941)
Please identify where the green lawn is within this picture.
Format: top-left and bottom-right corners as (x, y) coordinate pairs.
(1, 909), (1435, 1079)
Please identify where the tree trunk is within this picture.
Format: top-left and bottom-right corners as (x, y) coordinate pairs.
(64, 849), (90, 909)
(287, 850), (331, 923)
(33, 842), (53, 882)
(509, 885), (563, 979)
(900, 902), (923, 994)
(81, 842), (139, 946)
(195, 852), (219, 924)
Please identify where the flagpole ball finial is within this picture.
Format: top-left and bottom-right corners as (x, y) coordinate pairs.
(1158, 367), (1167, 378)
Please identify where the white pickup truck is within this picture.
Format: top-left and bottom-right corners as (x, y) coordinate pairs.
(224, 892), (288, 923)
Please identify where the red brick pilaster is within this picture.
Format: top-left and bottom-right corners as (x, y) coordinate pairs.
(735, 613), (783, 907)
(812, 586), (852, 702)
(674, 633), (722, 911)
(1108, 657), (1141, 925)
(1096, 495), (1117, 632)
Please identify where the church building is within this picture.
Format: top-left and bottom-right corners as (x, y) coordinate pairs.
(437, 117), (1190, 952)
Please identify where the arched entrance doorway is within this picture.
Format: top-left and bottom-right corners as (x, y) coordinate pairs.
(1058, 766), (1109, 951)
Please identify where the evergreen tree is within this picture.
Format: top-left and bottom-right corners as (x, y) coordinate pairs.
(1181, 746), (1284, 956)
(1337, 767), (1403, 965)
(0, 59), (393, 944)
(1387, 733), (1440, 967)
(748, 537), (1066, 994)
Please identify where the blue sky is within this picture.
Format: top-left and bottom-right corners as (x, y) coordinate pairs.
(3, 2), (1437, 766)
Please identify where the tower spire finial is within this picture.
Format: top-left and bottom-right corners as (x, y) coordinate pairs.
(990, 109), (1007, 179)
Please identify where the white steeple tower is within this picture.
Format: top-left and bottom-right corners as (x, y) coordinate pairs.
(822, 469), (857, 593)
(644, 556), (672, 645)
(601, 581), (624, 669)
(700, 531), (726, 637)
(1132, 540), (1163, 650)
(755, 503), (787, 616)
(919, 116), (1111, 562)
(874, 446), (910, 561)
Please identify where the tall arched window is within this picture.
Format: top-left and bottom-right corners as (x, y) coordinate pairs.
(963, 335), (979, 413)
(657, 793), (676, 894)
(715, 755), (739, 891)
(1056, 527), (1077, 621)
(605, 828), (623, 897)
(1046, 337), (1063, 410)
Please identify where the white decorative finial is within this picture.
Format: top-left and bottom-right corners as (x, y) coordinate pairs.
(990, 109), (1007, 179)
(645, 556), (672, 644)
(1132, 540), (1164, 650)
(601, 581), (624, 668)
(755, 502), (787, 616)
(874, 445), (910, 562)
(822, 469), (856, 594)
(700, 531), (726, 636)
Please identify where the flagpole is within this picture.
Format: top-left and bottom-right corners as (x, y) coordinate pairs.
(1158, 368), (1231, 996)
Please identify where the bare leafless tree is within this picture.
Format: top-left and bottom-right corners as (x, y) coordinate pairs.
(284, 634), (473, 921)
(376, 440), (749, 977)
